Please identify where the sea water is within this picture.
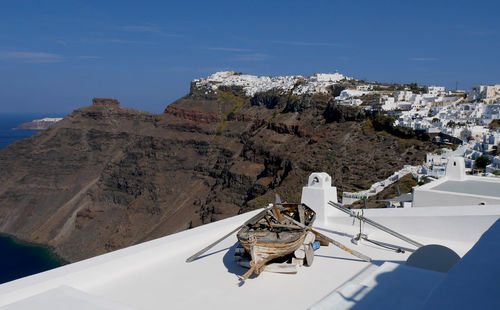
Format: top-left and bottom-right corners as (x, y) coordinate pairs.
(0, 113), (67, 284)
(0, 113), (47, 150)
(0, 235), (65, 284)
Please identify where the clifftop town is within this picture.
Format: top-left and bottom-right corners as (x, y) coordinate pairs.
(193, 71), (351, 96)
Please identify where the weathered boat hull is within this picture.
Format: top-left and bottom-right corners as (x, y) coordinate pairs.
(239, 233), (306, 274)
(237, 203), (316, 279)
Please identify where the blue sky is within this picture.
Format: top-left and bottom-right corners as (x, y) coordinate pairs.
(0, 0), (499, 113)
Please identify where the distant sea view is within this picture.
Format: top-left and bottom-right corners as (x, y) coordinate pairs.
(0, 113), (66, 284)
(0, 113), (52, 149)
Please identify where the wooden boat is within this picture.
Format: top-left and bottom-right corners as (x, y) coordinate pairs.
(237, 201), (316, 280)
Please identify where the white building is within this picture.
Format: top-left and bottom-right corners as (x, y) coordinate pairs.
(479, 104), (500, 126)
(394, 90), (414, 102)
(476, 132), (500, 152)
(486, 156), (500, 174)
(468, 85), (500, 102)
(336, 89), (369, 100)
(413, 157), (500, 207)
(193, 71), (354, 97)
(338, 98), (363, 106)
(313, 73), (350, 82)
(356, 85), (373, 91)
(427, 86), (446, 96)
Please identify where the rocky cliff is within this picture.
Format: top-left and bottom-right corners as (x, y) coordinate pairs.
(0, 80), (435, 262)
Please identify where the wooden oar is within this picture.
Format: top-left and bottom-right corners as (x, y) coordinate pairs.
(282, 214), (372, 262)
(185, 205), (272, 263)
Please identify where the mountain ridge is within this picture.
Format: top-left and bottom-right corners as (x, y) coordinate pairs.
(0, 75), (435, 262)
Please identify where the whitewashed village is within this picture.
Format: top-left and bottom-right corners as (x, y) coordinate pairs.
(335, 77), (500, 207)
(196, 72), (500, 208)
(335, 80), (500, 175)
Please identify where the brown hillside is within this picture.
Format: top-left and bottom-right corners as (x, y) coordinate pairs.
(0, 88), (435, 262)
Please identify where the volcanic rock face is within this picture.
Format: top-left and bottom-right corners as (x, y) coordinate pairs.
(0, 87), (434, 262)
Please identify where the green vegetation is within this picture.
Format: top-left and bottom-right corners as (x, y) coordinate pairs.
(361, 119), (374, 133)
(215, 89), (248, 136)
(446, 120), (466, 127)
(217, 88), (246, 105)
(351, 174), (418, 208)
(372, 84), (404, 91)
(252, 107), (285, 136)
(252, 189), (302, 207)
(441, 144), (458, 151)
(279, 189), (302, 204)
(408, 82), (427, 94)
(253, 196), (272, 207)
(475, 156), (491, 169)
(418, 176), (433, 186)
(253, 122), (268, 135)
(356, 93), (380, 106)
(493, 170), (499, 176)
(361, 115), (431, 154)
(370, 82), (426, 93)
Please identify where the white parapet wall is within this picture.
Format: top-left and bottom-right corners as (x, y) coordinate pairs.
(342, 165), (420, 205)
(413, 157), (500, 207)
(444, 156), (466, 181)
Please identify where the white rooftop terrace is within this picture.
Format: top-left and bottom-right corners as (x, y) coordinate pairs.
(1, 172), (500, 309)
(414, 157), (500, 207)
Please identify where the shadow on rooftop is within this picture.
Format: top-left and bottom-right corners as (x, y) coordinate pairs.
(194, 246), (231, 261)
(222, 242), (249, 280)
(315, 254), (368, 263)
(360, 240), (415, 253)
(315, 227), (416, 253)
(316, 254), (403, 266)
(313, 263), (445, 310)
(314, 227), (355, 239)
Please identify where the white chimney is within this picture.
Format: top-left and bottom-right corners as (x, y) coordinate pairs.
(301, 172), (338, 224)
(445, 157), (466, 181)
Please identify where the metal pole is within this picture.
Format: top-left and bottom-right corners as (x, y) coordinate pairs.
(282, 215), (372, 262)
(327, 201), (423, 248)
(186, 204), (273, 263)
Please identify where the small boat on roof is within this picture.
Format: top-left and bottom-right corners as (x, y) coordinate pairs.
(186, 194), (372, 281)
(237, 194), (316, 280)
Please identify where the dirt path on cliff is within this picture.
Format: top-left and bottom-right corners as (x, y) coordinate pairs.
(37, 177), (100, 244)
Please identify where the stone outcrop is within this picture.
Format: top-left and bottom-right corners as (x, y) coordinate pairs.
(92, 98), (120, 107)
(0, 87), (435, 262)
(323, 104), (367, 123)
